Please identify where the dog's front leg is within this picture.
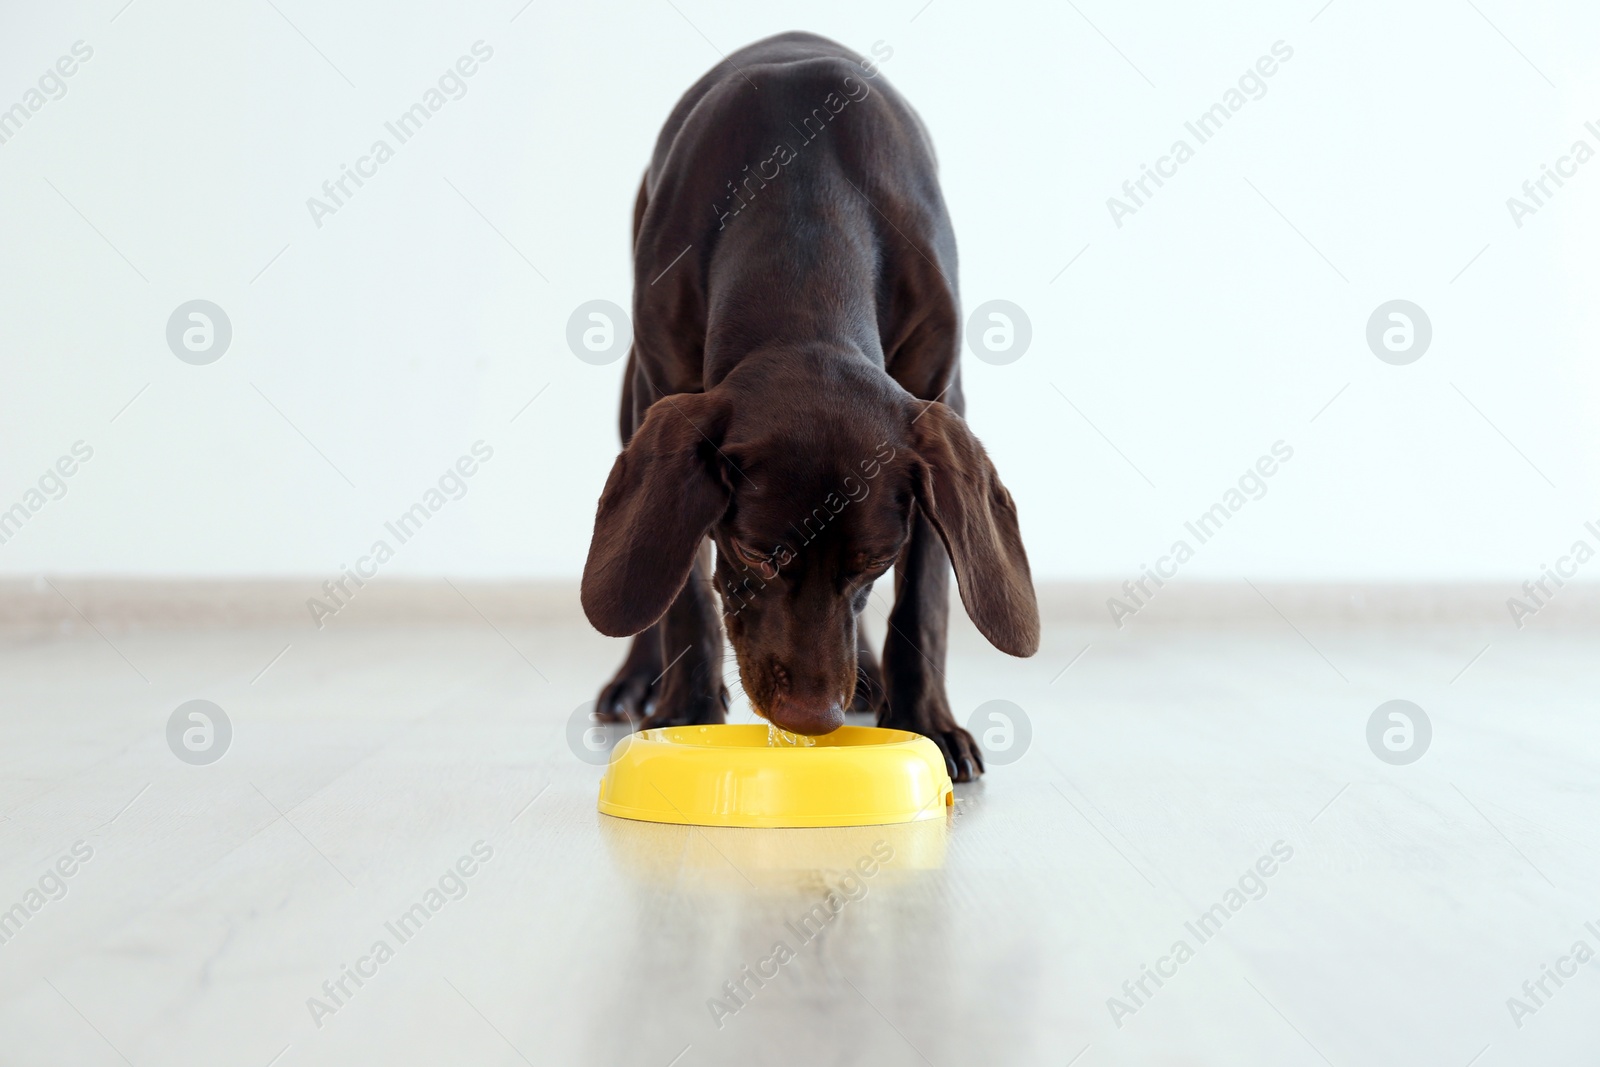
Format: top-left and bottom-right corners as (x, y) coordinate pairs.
(595, 622), (663, 722)
(879, 509), (984, 781)
(640, 541), (729, 728)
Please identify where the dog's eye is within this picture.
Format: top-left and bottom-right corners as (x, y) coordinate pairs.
(731, 540), (779, 579)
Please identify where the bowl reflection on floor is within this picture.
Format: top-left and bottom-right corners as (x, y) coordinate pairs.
(597, 807), (950, 890)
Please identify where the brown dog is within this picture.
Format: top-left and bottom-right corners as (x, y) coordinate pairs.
(580, 32), (1038, 780)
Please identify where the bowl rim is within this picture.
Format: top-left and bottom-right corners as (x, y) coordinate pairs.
(630, 723), (927, 752)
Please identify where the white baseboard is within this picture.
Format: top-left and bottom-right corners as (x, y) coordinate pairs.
(1042, 581), (1590, 628)
(1, 578), (1587, 632)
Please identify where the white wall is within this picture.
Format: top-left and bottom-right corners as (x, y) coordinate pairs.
(1, 0), (1596, 582)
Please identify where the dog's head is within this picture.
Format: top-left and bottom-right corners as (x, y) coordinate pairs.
(581, 357), (1038, 735)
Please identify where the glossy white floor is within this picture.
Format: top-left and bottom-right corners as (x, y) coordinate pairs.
(0, 606), (1595, 1067)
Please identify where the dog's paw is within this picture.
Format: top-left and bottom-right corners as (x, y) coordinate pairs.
(879, 702), (985, 783)
(928, 722), (984, 783)
(639, 687), (729, 730)
(595, 667), (656, 722)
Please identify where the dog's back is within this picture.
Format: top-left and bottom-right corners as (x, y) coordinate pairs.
(630, 32), (959, 398)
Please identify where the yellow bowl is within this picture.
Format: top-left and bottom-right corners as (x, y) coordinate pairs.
(597, 724), (954, 828)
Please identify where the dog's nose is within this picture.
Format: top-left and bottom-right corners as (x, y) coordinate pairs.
(766, 693), (845, 736)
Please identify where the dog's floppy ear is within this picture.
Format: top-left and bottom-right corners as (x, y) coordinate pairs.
(582, 391), (731, 637)
(909, 402), (1040, 657)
